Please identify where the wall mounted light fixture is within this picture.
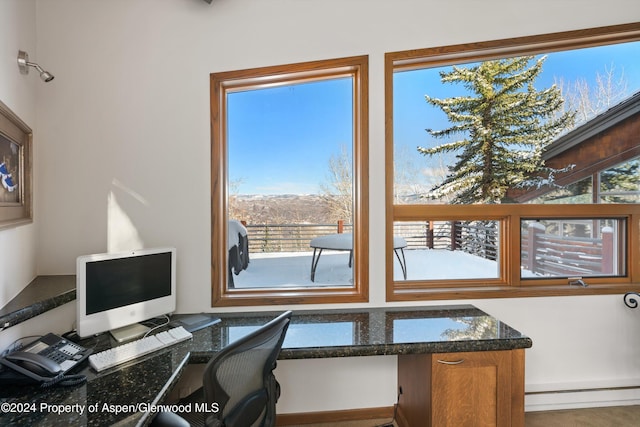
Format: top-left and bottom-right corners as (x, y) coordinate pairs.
(17, 50), (54, 83)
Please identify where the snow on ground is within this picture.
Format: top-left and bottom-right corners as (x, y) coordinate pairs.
(401, 249), (500, 280)
(233, 249), (507, 288)
(233, 250), (353, 288)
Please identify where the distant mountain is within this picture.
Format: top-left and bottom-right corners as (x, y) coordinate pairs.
(229, 194), (338, 225)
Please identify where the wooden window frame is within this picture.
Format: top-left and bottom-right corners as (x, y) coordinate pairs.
(385, 23), (640, 301)
(211, 56), (369, 307)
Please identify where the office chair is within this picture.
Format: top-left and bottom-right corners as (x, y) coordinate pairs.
(151, 310), (292, 427)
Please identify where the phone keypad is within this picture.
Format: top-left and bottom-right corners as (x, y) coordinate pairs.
(40, 340), (87, 367)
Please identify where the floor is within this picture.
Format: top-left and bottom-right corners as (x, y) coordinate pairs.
(525, 405), (640, 427)
(286, 405), (640, 427)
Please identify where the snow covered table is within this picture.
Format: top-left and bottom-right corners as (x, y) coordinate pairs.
(310, 232), (408, 281)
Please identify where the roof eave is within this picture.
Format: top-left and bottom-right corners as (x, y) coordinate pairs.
(543, 91), (640, 160)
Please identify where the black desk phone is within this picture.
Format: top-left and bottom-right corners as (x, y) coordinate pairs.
(0, 333), (91, 386)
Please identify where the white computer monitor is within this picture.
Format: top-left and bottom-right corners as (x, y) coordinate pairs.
(76, 247), (176, 342)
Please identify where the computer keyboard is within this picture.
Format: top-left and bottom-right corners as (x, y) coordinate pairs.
(88, 326), (193, 372)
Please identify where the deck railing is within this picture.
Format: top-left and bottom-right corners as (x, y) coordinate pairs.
(246, 222), (353, 253)
(392, 220), (498, 260)
(243, 220), (615, 277)
(244, 220), (496, 258)
(521, 223), (614, 276)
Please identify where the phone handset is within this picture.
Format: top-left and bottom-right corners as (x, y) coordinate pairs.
(4, 351), (63, 381)
(0, 333), (91, 387)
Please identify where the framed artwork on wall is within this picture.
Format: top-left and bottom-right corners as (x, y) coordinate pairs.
(0, 99), (32, 230)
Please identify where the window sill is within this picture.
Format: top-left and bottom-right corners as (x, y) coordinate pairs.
(388, 283), (640, 301)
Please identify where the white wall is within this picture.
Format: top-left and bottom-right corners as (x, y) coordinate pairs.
(1, 0), (639, 415)
(0, 1), (38, 309)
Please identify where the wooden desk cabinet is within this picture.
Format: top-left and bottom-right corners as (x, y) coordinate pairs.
(397, 349), (525, 427)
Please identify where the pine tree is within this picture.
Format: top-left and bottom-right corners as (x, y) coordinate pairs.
(418, 56), (575, 204)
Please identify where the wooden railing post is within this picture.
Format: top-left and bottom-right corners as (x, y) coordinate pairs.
(426, 221), (434, 249)
(337, 219), (344, 233)
(450, 221), (459, 251)
(527, 222), (545, 274)
(601, 226), (614, 274)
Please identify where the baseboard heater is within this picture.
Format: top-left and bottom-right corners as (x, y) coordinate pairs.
(525, 385), (640, 412)
(527, 385), (640, 395)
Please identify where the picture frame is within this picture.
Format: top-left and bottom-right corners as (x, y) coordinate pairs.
(0, 99), (32, 230)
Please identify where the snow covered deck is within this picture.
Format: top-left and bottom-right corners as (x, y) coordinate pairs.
(232, 248), (504, 288)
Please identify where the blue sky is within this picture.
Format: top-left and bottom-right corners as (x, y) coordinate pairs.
(394, 42), (640, 172)
(228, 41), (640, 195)
(228, 78), (352, 195)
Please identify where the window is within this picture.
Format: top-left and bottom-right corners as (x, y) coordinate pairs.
(529, 177), (593, 204)
(521, 217), (626, 280)
(386, 23), (640, 301)
(530, 155), (640, 204)
(600, 157), (640, 203)
(211, 56), (369, 307)
(393, 219), (502, 282)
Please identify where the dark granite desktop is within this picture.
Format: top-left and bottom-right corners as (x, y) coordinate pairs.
(0, 305), (531, 427)
(0, 276), (76, 331)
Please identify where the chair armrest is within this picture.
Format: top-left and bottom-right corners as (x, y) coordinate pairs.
(150, 411), (191, 427)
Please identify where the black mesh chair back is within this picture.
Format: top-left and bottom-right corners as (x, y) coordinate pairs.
(203, 310), (291, 427)
(151, 311), (292, 427)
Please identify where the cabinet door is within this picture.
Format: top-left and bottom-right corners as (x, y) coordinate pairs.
(431, 351), (511, 427)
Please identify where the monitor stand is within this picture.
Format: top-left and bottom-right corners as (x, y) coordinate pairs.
(110, 323), (150, 343)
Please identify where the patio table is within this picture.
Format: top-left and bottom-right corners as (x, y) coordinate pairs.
(310, 233), (408, 281)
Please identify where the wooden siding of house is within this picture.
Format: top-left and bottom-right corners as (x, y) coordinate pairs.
(510, 111), (640, 202)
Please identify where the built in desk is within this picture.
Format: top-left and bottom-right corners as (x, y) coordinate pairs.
(0, 275), (76, 330)
(0, 305), (532, 427)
